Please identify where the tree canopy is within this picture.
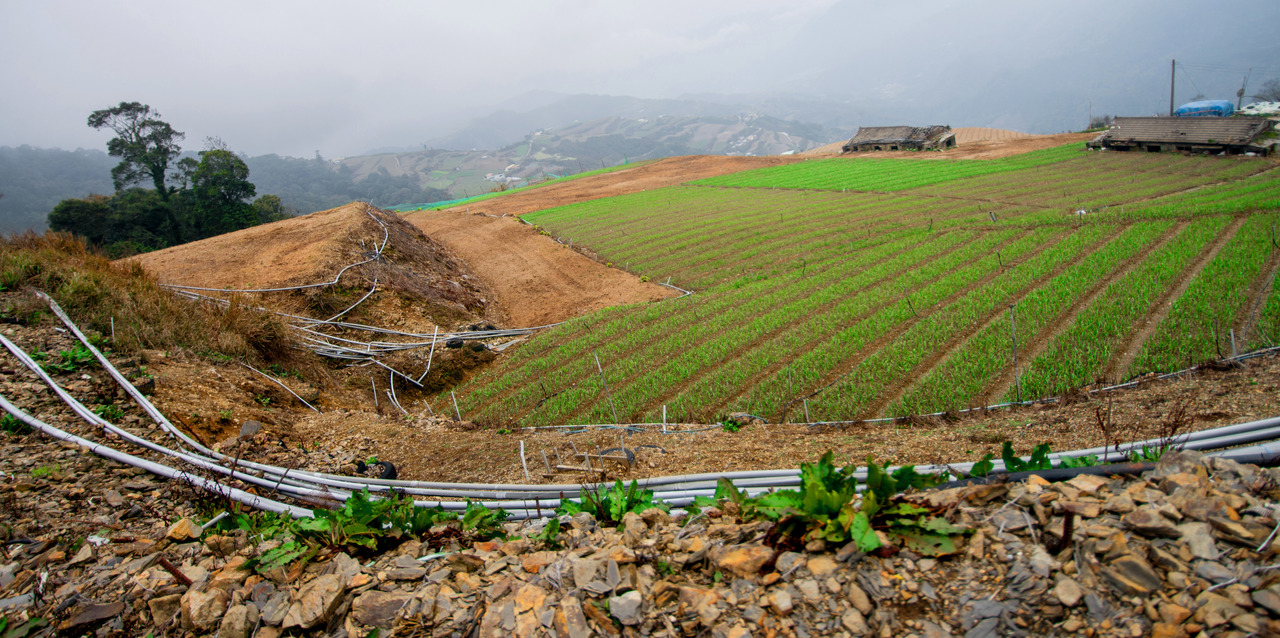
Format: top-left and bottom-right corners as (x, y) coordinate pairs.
(87, 102), (185, 200)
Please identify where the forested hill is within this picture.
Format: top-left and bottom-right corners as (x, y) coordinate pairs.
(0, 147), (449, 234)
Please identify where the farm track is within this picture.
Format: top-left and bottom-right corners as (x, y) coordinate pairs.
(867, 223), (1127, 417)
(975, 221), (1186, 405)
(775, 227), (1070, 422)
(1105, 216), (1248, 382)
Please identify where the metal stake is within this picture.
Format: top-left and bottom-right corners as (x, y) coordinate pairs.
(1009, 305), (1022, 402)
(519, 441), (530, 482)
(451, 390), (462, 422)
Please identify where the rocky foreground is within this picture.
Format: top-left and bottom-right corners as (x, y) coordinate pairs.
(1, 420), (1279, 638)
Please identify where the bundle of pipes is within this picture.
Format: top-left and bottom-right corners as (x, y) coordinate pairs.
(2, 292), (1278, 523)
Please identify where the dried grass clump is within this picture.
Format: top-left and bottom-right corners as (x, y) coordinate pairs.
(0, 232), (296, 362)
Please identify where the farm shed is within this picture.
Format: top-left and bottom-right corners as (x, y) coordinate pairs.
(842, 125), (956, 153)
(1086, 117), (1275, 155)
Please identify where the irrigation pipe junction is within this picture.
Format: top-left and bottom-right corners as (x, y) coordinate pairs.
(0, 292), (1277, 523)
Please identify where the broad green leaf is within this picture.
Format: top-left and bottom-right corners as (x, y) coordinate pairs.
(891, 529), (959, 556)
(848, 511), (880, 552)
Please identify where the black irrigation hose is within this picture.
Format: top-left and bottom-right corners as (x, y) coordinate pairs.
(355, 460), (398, 480)
(598, 447), (636, 464)
(934, 461), (1156, 490)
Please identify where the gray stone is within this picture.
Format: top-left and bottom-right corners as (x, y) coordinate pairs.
(258, 591), (290, 626)
(921, 619), (953, 638)
(147, 594), (182, 626)
(1251, 585), (1280, 617)
(282, 573), (345, 630)
(1178, 522), (1220, 560)
(217, 604), (258, 638)
(776, 551), (805, 574)
(608, 590), (642, 626)
(770, 589), (794, 615)
(1101, 555), (1161, 596)
(1194, 561), (1235, 583)
(966, 617), (1001, 638)
(385, 567), (427, 580)
(181, 588), (230, 632)
(1053, 578), (1084, 607)
(238, 420), (262, 440)
(352, 591), (412, 629)
(1123, 507), (1181, 537)
(841, 609), (870, 635)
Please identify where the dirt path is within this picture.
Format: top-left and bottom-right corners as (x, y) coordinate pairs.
(403, 210), (676, 327)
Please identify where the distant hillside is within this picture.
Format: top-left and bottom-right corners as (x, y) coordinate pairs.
(345, 113), (843, 200)
(0, 146), (115, 233)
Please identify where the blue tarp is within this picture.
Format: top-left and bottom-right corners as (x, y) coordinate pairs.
(1174, 100), (1235, 117)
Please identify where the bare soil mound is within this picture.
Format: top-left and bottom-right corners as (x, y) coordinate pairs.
(405, 210), (676, 327)
(132, 203), (369, 290)
(953, 126), (1031, 143)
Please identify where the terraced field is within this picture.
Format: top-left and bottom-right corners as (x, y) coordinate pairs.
(437, 146), (1280, 427)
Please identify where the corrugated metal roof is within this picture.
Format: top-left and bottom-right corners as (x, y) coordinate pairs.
(1101, 117), (1269, 145)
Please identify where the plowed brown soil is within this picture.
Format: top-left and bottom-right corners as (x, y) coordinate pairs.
(403, 211), (675, 327)
(131, 203), (367, 289)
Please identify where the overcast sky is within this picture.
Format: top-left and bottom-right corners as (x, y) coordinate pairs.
(3, 0), (1278, 157)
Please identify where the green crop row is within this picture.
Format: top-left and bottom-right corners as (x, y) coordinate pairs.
(439, 149), (1279, 426)
(503, 229), (986, 426)
(1132, 214), (1278, 371)
(1012, 217), (1230, 399)
(890, 221), (1172, 414)
(690, 144), (1084, 192)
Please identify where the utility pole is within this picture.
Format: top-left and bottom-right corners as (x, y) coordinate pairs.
(1169, 59), (1176, 116)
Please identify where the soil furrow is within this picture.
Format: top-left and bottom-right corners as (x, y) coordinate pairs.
(1233, 238), (1280, 348)
(775, 227), (1071, 422)
(502, 233), (932, 425)
(551, 233), (973, 426)
(867, 223), (1126, 417)
(1105, 216), (1248, 382)
(640, 231), (1019, 423)
(975, 220), (1187, 405)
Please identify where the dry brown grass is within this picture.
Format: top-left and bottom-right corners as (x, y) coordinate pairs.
(0, 232), (296, 363)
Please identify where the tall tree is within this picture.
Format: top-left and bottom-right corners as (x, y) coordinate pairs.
(190, 148), (256, 236)
(87, 102), (184, 200)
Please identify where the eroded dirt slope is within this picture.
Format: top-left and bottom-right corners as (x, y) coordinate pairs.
(404, 210), (675, 327)
(132, 203), (369, 290)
